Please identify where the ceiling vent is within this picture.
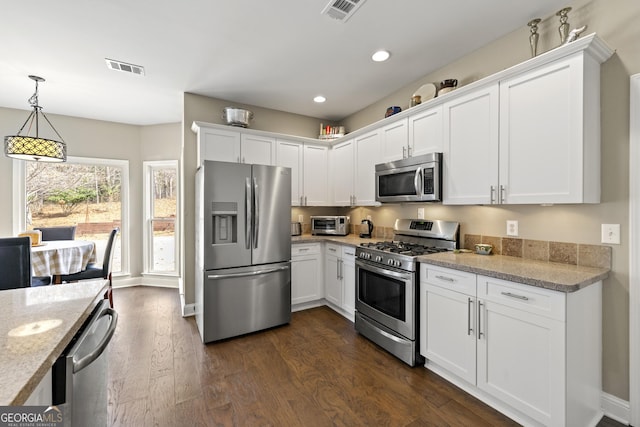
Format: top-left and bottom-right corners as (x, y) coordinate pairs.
(321, 0), (366, 22)
(105, 58), (145, 76)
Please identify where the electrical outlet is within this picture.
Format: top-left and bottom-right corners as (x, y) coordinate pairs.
(506, 220), (519, 236)
(601, 224), (621, 244)
(417, 208), (425, 219)
(298, 215), (304, 223)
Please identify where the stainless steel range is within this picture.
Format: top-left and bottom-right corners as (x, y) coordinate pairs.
(355, 218), (459, 366)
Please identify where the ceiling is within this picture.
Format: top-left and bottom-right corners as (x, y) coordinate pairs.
(1, 0), (570, 126)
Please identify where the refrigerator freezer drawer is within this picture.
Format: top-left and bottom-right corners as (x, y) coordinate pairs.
(201, 262), (291, 343)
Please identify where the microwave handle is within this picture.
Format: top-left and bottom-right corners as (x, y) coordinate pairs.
(414, 167), (423, 196)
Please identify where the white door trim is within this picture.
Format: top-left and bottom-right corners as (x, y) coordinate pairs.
(629, 73), (640, 426)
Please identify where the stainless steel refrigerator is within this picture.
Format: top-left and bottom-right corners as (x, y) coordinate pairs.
(195, 160), (292, 343)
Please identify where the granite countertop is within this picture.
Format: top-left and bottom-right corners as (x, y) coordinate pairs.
(292, 233), (376, 247)
(0, 280), (108, 405)
(418, 252), (609, 292)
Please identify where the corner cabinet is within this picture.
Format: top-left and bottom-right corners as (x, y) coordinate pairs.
(443, 33), (613, 205)
(420, 264), (603, 427)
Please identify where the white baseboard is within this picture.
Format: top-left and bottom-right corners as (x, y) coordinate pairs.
(601, 392), (630, 425)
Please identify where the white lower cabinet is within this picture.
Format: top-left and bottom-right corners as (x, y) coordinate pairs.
(324, 243), (356, 320)
(420, 264), (602, 427)
(291, 243), (323, 307)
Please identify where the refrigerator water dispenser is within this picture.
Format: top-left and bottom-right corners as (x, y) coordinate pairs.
(211, 202), (237, 244)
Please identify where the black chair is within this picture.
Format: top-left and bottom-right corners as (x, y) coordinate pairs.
(0, 237), (51, 290)
(34, 226), (77, 241)
(60, 228), (119, 307)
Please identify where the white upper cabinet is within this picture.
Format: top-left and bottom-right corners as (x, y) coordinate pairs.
(499, 54), (600, 203)
(443, 84), (500, 205)
(330, 139), (355, 206)
(381, 118), (409, 162)
(303, 144), (330, 206)
(198, 127), (241, 164)
(240, 134), (276, 165)
(276, 139), (304, 206)
(354, 130), (382, 206)
(408, 105), (444, 158)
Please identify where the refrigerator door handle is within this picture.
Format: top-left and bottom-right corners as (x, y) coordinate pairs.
(253, 177), (259, 249)
(208, 265), (290, 280)
(72, 307), (118, 373)
(245, 177), (252, 250)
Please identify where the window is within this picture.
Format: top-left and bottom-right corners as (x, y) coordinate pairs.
(144, 161), (179, 275)
(15, 157), (129, 275)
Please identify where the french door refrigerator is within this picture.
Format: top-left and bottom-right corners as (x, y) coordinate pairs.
(195, 160), (292, 343)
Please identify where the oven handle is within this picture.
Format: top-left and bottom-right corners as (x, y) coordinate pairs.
(356, 259), (412, 281)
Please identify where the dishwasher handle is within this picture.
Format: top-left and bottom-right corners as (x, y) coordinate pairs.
(73, 307), (118, 374)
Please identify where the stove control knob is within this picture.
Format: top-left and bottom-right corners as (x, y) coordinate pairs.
(387, 259), (393, 265)
(366, 253), (372, 260)
(375, 256), (382, 262)
(395, 260), (402, 268)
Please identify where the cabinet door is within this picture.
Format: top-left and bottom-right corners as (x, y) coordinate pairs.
(330, 139), (355, 206)
(443, 84), (499, 205)
(341, 246), (356, 316)
(499, 55), (591, 203)
(420, 283), (476, 385)
(476, 299), (565, 426)
(324, 252), (341, 307)
(381, 118), (409, 162)
(292, 255), (322, 305)
(354, 130), (382, 206)
(303, 144), (329, 206)
(241, 134), (276, 165)
(276, 139), (303, 206)
(200, 127), (241, 164)
(409, 106), (443, 157)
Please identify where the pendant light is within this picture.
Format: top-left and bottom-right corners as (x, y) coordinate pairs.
(4, 75), (67, 162)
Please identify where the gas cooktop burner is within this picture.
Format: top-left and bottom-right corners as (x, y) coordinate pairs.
(360, 241), (450, 257)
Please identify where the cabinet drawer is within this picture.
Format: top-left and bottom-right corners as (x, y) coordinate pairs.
(292, 243), (320, 257)
(478, 275), (565, 321)
(341, 245), (355, 258)
(421, 264), (476, 296)
(325, 243), (340, 255)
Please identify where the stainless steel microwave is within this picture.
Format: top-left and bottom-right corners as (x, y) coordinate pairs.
(375, 152), (442, 203)
(310, 216), (350, 236)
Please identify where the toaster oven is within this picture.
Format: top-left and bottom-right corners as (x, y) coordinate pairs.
(310, 216), (350, 236)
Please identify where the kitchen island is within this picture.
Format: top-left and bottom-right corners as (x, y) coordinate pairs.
(0, 280), (108, 405)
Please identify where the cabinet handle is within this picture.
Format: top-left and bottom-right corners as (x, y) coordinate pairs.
(237, 156), (241, 163)
(407, 145), (412, 157)
(490, 186), (496, 204)
(299, 248), (309, 252)
(467, 298), (474, 336)
(500, 185), (506, 203)
(304, 196), (307, 206)
(500, 291), (529, 301)
(435, 275), (455, 282)
(242, 157), (245, 163)
(339, 259), (343, 279)
(402, 146), (407, 159)
(478, 301), (484, 339)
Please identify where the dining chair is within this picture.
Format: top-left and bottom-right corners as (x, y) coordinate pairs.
(34, 225), (77, 241)
(0, 237), (51, 289)
(59, 227), (119, 307)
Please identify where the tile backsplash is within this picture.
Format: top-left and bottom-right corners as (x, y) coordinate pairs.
(464, 234), (612, 269)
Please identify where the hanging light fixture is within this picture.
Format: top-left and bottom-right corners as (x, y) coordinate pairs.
(4, 75), (67, 162)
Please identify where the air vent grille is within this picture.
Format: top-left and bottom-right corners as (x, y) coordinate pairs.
(321, 0), (365, 22)
(105, 58), (145, 76)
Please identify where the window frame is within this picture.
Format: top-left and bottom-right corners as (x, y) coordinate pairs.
(143, 160), (180, 276)
(13, 156), (130, 276)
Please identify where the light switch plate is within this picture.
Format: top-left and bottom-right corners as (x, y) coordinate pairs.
(298, 215), (304, 223)
(506, 220), (518, 236)
(601, 224), (621, 244)
(417, 208), (425, 219)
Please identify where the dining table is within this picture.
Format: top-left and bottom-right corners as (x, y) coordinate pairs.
(31, 240), (97, 284)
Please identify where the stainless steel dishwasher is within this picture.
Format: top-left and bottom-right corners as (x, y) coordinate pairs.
(52, 299), (118, 426)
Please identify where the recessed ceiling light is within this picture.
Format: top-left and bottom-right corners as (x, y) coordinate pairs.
(372, 50), (390, 62)
(314, 95), (326, 103)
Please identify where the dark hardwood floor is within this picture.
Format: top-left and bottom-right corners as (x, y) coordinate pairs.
(107, 286), (626, 427)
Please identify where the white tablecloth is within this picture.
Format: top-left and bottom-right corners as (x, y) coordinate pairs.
(31, 240), (97, 277)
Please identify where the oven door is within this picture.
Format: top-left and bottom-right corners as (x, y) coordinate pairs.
(355, 259), (415, 340)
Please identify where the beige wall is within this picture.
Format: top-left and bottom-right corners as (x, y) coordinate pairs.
(0, 106), (181, 279)
(338, 0), (640, 402)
